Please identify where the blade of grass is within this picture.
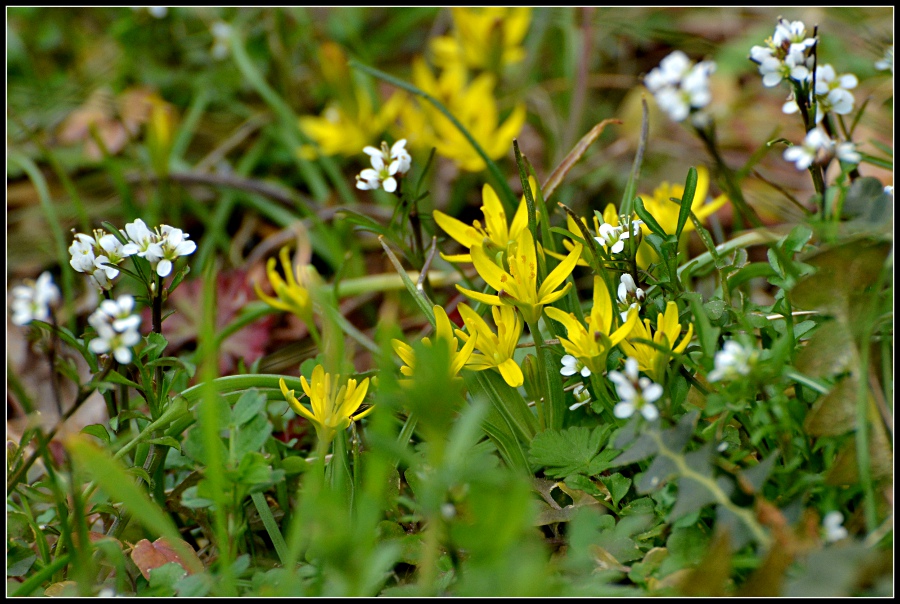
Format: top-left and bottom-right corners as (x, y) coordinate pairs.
(250, 492), (290, 565)
(674, 167), (698, 241)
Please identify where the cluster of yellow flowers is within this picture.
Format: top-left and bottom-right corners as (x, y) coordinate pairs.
(253, 164), (724, 443)
(297, 8), (530, 172)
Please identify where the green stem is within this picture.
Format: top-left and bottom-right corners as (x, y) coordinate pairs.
(526, 320), (549, 431)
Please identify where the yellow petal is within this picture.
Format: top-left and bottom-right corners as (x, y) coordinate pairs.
(538, 243), (582, 301)
(608, 304), (639, 346)
(456, 285), (502, 306)
(497, 358), (524, 388)
(673, 323), (694, 355)
(544, 307), (581, 336)
(470, 244), (510, 293)
(433, 210), (482, 249)
(590, 276), (614, 335)
(480, 184), (509, 244)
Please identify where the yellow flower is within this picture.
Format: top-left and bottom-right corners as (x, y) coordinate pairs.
(298, 90), (407, 159)
(457, 227), (582, 324)
(432, 179), (538, 263)
(403, 58), (526, 172)
(279, 365), (373, 444)
(618, 301), (694, 383)
(254, 246), (318, 324)
(430, 7), (531, 72)
(544, 277), (639, 375)
(392, 305), (477, 379)
(636, 166), (727, 267)
(455, 303), (524, 387)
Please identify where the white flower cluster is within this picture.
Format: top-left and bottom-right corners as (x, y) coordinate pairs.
(707, 340), (758, 383)
(69, 220), (196, 289)
(595, 217), (642, 255)
(875, 44), (893, 74)
(88, 294), (142, 364)
(356, 139), (412, 193)
(644, 50), (716, 123)
(617, 273), (645, 322)
(610, 357), (663, 421)
(11, 272), (60, 326)
(69, 228), (130, 291)
(783, 64), (858, 123)
(783, 128), (861, 171)
(749, 18), (817, 88)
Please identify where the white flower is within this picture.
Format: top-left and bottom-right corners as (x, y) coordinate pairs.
(822, 511), (849, 542)
(561, 354), (591, 378)
(750, 18), (816, 88)
(707, 340), (758, 383)
(645, 52), (715, 122)
(835, 142), (861, 165)
(772, 18), (817, 53)
(610, 357), (663, 421)
(156, 225), (197, 277)
(210, 21), (231, 60)
(69, 229), (127, 291)
(122, 219), (163, 263)
(617, 273), (645, 322)
(357, 139), (412, 192)
(644, 50), (692, 93)
(568, 384), (592, 411)
(11, 272), (60, 326)
(88, 295), (142, 364)
(69, 232), (97, 273)
(875, 44), (893, 74)
(782, 64), (858, 122)
(595, 219), (640, 255)
(783, 128), (833, 170)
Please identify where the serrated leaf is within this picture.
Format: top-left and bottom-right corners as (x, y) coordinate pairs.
(142, 332), (169, 362)
(529, 426), (611, 478)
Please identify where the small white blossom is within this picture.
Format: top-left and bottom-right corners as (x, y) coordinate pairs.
(708, 340), (758, 383)
(617, 273), (645, 317)
(561, 354), (591, 378)
(357, 139), (411, 193)
(69, 229), (128, 291)
(835, 141), (861, 165)
(88, 295), (142, 364)
(822, 511), (849, 543)
(782, 64), (858, 122)
(875, 44), (893, 74)
(11, 272), (60, 326)
(750, 18), (816, 88)
(568, 384), (592, 411)
(783, 128), (832, 170)
(595, 218), (641, 255)
(122, 219), (163, 262)
(210, 21), (231, 60)
(645, 52), (715, 122)
(156, 225), (197, 277)
(610, 357), (663, 421)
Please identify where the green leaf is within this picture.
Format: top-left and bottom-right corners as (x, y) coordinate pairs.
(142, 332), (169, 362)
(634, 196), (668, 238)
(528, 426), (612, 478)
(232, 413), (273, 460)
(146, 436), (183, 451)
(674, 167), (697, 240)
(81, 424), (111, 445)
(600, 473), (632, 507)
(231, 388), (267, 427)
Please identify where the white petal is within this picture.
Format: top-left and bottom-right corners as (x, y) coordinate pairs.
(613, 402), (635, 419)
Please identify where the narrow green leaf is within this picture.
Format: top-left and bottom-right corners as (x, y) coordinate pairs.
(675, 167), (698, 241)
